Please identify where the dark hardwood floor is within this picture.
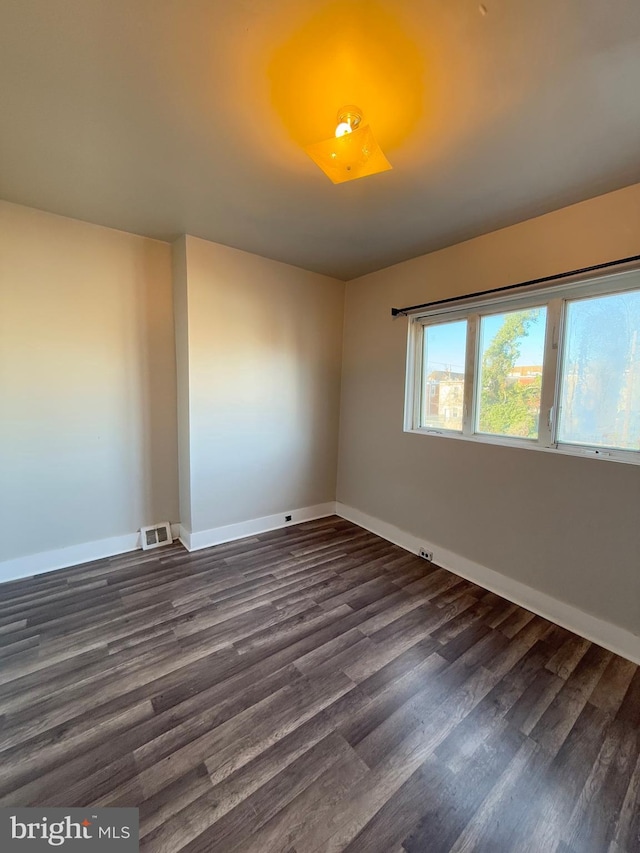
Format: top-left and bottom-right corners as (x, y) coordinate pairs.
(0, 517), (638, 852)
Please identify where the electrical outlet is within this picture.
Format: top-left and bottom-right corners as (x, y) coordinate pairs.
(419, 547), (433, 561)
(285, 514), (292, 522)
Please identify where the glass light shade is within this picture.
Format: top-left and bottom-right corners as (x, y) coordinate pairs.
(304, 124), (392, 184)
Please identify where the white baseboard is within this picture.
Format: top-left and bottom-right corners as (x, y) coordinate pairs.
(178, 525), (192, 551)
(335, 502), (640, 665)
(0, 523), (181, 586)
(180, 502), (337, 552)
(0, 501), (339, 585)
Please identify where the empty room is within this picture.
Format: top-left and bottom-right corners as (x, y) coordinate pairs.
(1, 1), (639, 851)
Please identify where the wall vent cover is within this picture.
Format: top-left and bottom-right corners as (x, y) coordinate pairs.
(140, 522), (173, 550)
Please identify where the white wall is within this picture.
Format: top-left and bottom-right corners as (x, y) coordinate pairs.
(337, 183), (640, 638)
(174, 236), (345, 538)
(0, 202), (179, 569)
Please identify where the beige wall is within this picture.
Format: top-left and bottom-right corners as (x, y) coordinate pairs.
(0, 202), (179, 561)
(337, 183), (640, 635)
(172, 235), (193, 533)
(175, 236), (344, 534)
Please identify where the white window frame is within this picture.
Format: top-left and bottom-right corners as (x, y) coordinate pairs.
(404, 265), (640, 466)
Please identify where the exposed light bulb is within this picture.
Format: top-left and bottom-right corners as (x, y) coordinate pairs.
(335, 121), (352, 138)
(305, 104), (392, 183)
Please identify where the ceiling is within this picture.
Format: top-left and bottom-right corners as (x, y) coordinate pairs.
(1, 0), (640, 280)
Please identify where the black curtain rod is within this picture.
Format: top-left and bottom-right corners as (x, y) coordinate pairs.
(390, 253), (640, 317)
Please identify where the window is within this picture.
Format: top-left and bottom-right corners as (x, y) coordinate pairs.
(557, 290), (640, 451)
(476, 307), (547, 440)
(405, 267), (640, 464)
(421, 319), (467, 432)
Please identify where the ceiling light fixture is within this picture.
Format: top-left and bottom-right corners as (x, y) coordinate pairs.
(305, 105), (392, 184)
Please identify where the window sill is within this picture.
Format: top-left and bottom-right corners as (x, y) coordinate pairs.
(404, 427), (640, 466)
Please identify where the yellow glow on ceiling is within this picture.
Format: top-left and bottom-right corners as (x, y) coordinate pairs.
(268, 1), (425, 153)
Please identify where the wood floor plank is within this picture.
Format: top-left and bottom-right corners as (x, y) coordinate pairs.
(610, 745), (640, 852)
(530, 644), (612, 756)
(562, 720), (640, 853)
(0, 516), (636, 852)
(237, 742), (369, 853)
(469, 703), (611, 851)
(446, 736), (540, 853)
(393, 722), (526, 853)
(146, 732), (355, 853)
(588, 655), (637, 717)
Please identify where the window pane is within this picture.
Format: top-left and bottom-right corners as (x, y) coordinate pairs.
(476, 307), (546, 439)
(421, 320), (467, 431)
(558, 289), (640, 451)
